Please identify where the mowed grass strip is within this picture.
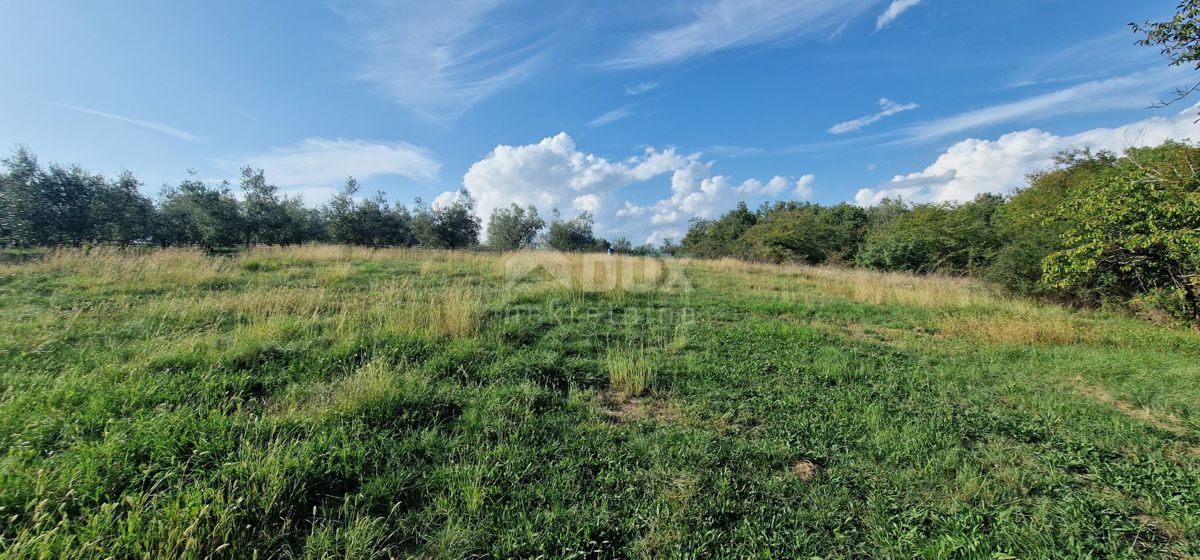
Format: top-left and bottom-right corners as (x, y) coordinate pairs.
(0, 247), (1197, 558)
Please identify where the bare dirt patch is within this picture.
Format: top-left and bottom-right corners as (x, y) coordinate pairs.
(597, 392), (683, 424)
(792, 460), (818, 481)
(1135, 514), (1188, 548)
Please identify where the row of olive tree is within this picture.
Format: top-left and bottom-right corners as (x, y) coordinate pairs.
(0, 146), (636, 254)
(677, 142), (1200, 325)
(484, 205), (635, 253)
(0, 147), (483, 251)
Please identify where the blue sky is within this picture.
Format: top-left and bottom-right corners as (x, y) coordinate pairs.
(1, 0), (1196, 242)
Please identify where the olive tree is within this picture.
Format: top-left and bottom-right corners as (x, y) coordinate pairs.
(486, 203), (544, 250)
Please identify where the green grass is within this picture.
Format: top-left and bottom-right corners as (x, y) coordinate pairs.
(1, 246), (1198, 558)
(605, 348), (656, 398)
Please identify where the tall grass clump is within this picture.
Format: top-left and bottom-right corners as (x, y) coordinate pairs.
(606, 348), (655, 397)
(939, 306), (1099, 346)
(376, 280), (484, 338)
(354, 280), (486, 338)
(9, 246), (235, 289)
(425, 285), (485, 337)
(697, 258), (996, 309)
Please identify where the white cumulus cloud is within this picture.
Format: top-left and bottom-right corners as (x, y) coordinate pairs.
(459, 132), (690, 236)
(432, 190), (462, 210)
(855, 106), (1200, 206)
(793, 174), (815, 199)
(457, 132), (814, 243)
(615, 164), (816, 243)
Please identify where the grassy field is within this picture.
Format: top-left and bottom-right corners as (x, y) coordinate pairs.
(1, 247), (1199, 558)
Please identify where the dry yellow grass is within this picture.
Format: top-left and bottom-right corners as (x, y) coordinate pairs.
(803, 267), (986, 308)
(691, 257), (1134, 349)
(7, 247), (492, 340)
(341, 280), (485, 338)
(697, 258), (992, 308)
(6, 247), (235, 288)
(245, 244), (501, 268)
(270, 358), (427, 420)
(940, 311), (1098, 346)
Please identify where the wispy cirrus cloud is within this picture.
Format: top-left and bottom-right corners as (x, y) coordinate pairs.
(604, 0), (883, 69)
(330, 0), (565, 122)
(588, 106), (635, 127)
(898, 68), (1185, 144)
(224, 138), (440, 203)
(829, 97), (919, 134)
(1006, 32), (1159, 88)
(875, 0), (922, 30)
(698, 145), (766, 158)
(48, 102), (202, 142)
(624, 82), (660, 95)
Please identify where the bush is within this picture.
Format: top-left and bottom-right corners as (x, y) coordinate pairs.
(742, 203), (867, 264)
(986, 150), (1115, 298)
(856, 195), (1002, 274)
(1043, 141), (1200, 324)
(680, 202), (756, 259)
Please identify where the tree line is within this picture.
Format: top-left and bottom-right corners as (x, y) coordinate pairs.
(0, 147), (633, 253)
(1, 141), (1197, 323)
(678, 142), (1200, 325)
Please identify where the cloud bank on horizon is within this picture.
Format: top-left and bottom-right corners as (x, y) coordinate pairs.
(454, 132), (816, 244)
(855, 105), (1200, 206)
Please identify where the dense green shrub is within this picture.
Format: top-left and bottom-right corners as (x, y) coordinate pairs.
(412, 189), (481, 249)
(486, 203), (544, 250)
(1044, 141), (1200, 323)
(742, 202), (867, 264)
(680, 202), (757, 259)
(855, 194), (1003, 274)
(986, 150), (1115, 298)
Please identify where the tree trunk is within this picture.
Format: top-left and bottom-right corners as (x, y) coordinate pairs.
(1184, 283), (1200, 330)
